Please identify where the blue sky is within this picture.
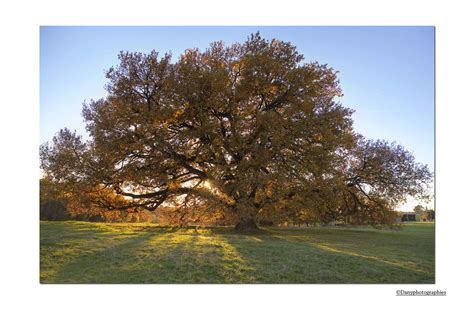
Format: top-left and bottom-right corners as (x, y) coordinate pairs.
(40, 26), (434, 209)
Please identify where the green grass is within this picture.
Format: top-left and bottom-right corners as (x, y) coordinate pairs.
(40, 221), (434, 283)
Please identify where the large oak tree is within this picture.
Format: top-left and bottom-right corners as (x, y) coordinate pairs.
(40, 33), (432, 230)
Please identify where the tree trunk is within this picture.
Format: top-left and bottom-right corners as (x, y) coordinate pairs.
(234, 217), (259, 231)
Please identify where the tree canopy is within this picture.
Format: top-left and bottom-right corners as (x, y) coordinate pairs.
(40, 33), (432, 230)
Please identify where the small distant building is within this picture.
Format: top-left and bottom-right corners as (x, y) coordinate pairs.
(396, 209), (434, 223)
(400, 212), (417, 222)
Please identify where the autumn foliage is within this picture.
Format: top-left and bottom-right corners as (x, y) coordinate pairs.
(40, 33), (432, 229)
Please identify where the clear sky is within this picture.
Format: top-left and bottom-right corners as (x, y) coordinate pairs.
(40, 26), (434, 210)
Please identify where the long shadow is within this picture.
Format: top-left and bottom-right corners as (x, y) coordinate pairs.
(214, 227), (435, 283)
(44, 232), (156, 283)
(41, 224), (434, 284)
(41, 223), (191, 283)
(45, 226), (254, 283)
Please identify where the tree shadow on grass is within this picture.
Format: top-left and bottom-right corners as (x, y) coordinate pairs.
(42, 225), (434, 284)
(43, 232), (154, 283)
(45, 227), (256, 283)
(213, 228), (434, 284)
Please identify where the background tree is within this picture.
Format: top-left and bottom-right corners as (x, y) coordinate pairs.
(40, 33), (432, 230)
(426, 209), (435, 221)
(40, 177), (69, 221)
(413, 205), (425, 214)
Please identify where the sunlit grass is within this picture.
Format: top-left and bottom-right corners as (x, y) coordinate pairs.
(40, 221), (434, 283)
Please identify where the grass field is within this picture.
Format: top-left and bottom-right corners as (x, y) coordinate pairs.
(40, 221), (434, 283)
